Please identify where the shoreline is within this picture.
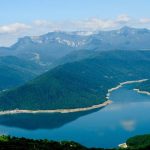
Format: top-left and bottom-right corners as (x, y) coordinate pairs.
(134, 88), (150, 96)
(106, 79), (148, 99)
(0, 79), (148, 115)
(108, 79), (148, 93)
(0, 100), (112, 115)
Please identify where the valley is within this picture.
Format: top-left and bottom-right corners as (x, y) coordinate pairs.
(0, 27), (150, 149)
(0, 50), (150, 110)
(0, 81), (149, 148)
(1, 1), (150, 149)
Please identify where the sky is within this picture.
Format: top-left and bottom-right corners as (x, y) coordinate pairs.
(0, 0), (150, 46)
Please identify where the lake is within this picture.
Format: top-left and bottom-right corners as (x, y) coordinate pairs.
(0, 84), (150, 148)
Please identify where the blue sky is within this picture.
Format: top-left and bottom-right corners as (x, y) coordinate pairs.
(0, 0), (150, 23)
(0, 0), (150, 46)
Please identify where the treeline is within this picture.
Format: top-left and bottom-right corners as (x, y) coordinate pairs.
(126, 134), (150, 150)
(0, 135), (111, 150)
(1, 134), (150, 150)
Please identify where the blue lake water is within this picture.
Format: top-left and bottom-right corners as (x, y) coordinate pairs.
(0, 85), (150, 148)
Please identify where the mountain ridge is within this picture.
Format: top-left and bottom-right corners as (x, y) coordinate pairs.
(1, 26), (150, 67)
(0, 50), (150, 110)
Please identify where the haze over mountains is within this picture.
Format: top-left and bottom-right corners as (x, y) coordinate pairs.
(1, 26), (150, 66)
(0, 26), (150, 110)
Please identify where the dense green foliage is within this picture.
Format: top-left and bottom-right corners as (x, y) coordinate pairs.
(0, 51), (150, 110)
(0, 135), (109, 150)
(1, 134), (150, 150)
(51, 50), (100, 69)
(0, 56), (46, 90)
(126, 134), (150, 150)
(0, 56), (46, 74)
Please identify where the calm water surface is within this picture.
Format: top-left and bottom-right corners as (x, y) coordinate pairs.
(0, 85), (150, 148)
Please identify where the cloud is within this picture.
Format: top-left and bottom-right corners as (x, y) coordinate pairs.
(139, 18), (150, 24)
(33, 20), (63, 32)
(103, 103), (123, 112)
(120, 120), (136, 132)
(60, 14), (131, 31)
(116, 14), (131, 23)
(33, 18), (118, 31)
(1, 14), (150, 46)
(32, 14), (131, 31)
(72, 18), (117, 30)
(0, 15), (150, 36)
(0, 23), (31, 34)
(33, 20), (50, 26)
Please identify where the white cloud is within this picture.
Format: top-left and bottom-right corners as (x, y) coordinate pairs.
(32, 15), (131, 32)
(120, 120), (136, 132)
(0, 23), (31, 34)
(1, 14), (150, 46)
(103, 103), (123, 112)
(116, 14), (131, 23)
(33, 18), (118, 31)
(72, 18), (117, 30)
(33, 20), (50, 26)
(139, 18), (150, 24)
(25, 15), (150, 34)
(33, 20), (63, 32)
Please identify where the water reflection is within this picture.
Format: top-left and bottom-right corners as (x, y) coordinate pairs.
(0, 85), (150, 148)
(0, 108), (101, 130)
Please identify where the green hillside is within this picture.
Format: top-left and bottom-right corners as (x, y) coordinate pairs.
(127, 134), (150, 150)
(0, 51), (150, 110)
(0, 135), (112, 150)
(0, 56), (46, 90)
(1, 134), (150, 150)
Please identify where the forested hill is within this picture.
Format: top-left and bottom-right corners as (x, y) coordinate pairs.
(1, 134), (150, 150)
(0, 50), (150, 110)
(0, 56), (45, 90)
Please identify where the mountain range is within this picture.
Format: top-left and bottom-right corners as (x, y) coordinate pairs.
(0, 26), (150, 110)
(1, 26), (150, 66)
(0, 50), (150, 110)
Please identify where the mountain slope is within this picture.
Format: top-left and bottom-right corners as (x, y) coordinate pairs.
(50, 50), (100, 69)
(4, 32), (83, 65)
(86, 26), (150, 50)
(0, 51), (150, 110)
(0, 56), (46, 90)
